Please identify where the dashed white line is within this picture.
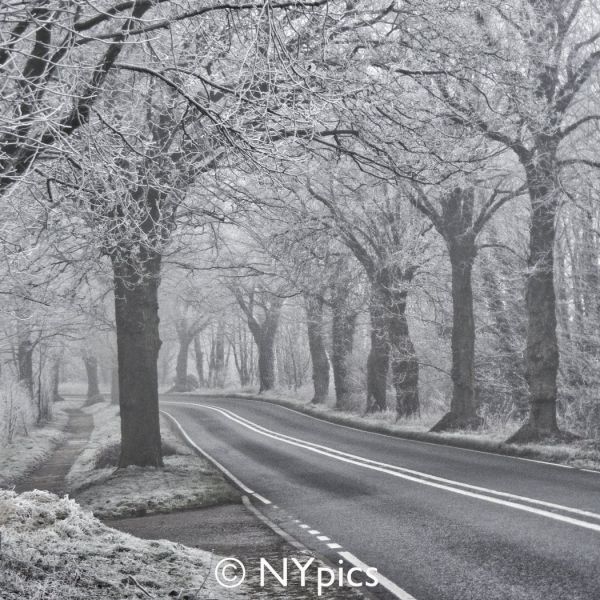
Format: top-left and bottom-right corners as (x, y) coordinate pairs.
(308, 529), (320, 535)
(317, 535), (330, 541)
(327, 542), (342, 549)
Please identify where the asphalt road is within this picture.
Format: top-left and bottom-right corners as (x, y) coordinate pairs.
(160, 395), (600, 600)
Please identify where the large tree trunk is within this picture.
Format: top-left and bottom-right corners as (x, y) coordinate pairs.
(257, 333), (276, 392)
(234, 290), (282, 393)
(112, 251), (163, 468)
(432, 237), (482, 431)
(305, 295), (330, 404)
(17, 337), (33, 398)
(231, 326), (252, 387)
(209, 320), (226, 388)
(331, 300), (357, 410)
(51, 358), (63, 402)
(110, 364), (120, 405)
(365, 298), (388, 413)
(387, 287), (419, 418)
(508, 163), (564, 443)
(173, 333), (193, 391)
(83, 354), (103, 404)
(193, 335), (205, 387)
(429, 189), (482, 432)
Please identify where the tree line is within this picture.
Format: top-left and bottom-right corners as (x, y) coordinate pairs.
(1, 0), (599, 465)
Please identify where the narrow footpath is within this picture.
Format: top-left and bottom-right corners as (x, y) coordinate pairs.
(15, 406), (93, 495)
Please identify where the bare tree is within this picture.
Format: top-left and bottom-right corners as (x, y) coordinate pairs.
(305, 293), (330, 404)
(234, 286), (284, 392)
(309, 174), (428, 418)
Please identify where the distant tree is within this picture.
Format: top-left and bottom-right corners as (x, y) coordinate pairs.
(82, 352), (103, 405)
(308, 173), (429, 418)
(172, 306), (208, 393)
(233, 286), (284, 392)
(305, 293), (330, 404)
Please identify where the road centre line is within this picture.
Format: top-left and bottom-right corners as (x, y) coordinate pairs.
(233, 397), (596, 473)
(253, 492), (272, 505)
(221, 406), (600, 521)
(163, 401), (600, 533)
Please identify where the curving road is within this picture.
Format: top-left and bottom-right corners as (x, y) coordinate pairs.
(160, 395), (600, 600)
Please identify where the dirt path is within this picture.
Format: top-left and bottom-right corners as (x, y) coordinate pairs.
(15, 407), (93, 495)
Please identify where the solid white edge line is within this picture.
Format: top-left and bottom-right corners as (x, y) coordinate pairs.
(160, 409), (256, 495)
(339, 550), (417, 600)
(165, 402), (600, 533)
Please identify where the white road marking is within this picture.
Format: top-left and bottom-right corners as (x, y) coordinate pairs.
(235, 397), (599, 473)
(317, 535), (330, 541)
(308, 529), (320, 535)
(163, 408), (413, 599)
(339, 551), (416, 600)
(160, 410), (255, 495)
(163, 401), (600, 533)
(253, 493), (272, 505)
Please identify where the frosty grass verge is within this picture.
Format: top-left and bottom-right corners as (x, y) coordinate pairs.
(0, 397), (83, 489)
(67, 402), (239, 519)
(0, 490), (241, 600)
